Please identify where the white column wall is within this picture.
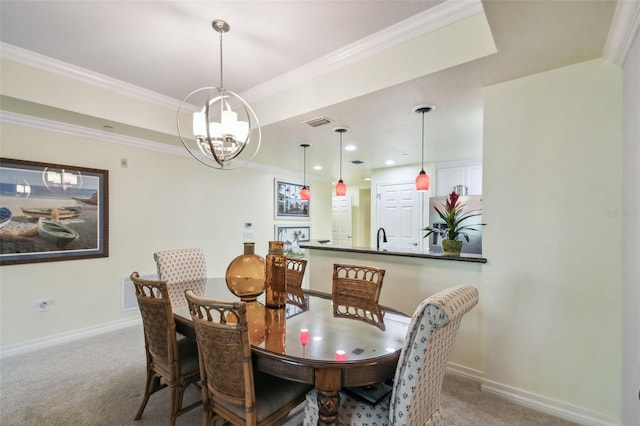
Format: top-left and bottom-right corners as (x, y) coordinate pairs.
(482, 59), (622, 418)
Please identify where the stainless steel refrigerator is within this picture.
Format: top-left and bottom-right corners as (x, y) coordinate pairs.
(427, 195), (483, 255)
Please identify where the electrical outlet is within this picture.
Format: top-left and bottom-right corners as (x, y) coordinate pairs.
(38, 299), (49, 312)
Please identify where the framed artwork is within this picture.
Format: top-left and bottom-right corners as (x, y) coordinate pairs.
(275, 225), (310, 257)
(274, 179), (309, 219)
(0, 158), (109, 265)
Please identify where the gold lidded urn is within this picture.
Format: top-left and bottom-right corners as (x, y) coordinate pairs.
(265, 240), (287, 308)
(225, 242), (266, 301)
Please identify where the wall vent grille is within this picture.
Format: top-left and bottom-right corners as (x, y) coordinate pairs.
(304, 116), (334, 127)
(121, 272), (158, 312)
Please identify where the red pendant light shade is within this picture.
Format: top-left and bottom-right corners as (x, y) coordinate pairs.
(300, 186), (310, 201)
(416, 170), (430, 191)
(334, 127), (349, 197)
(414, 105), (435, 192)
(299, 143), (310, 201)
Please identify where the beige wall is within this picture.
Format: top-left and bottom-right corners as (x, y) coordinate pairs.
(482, 59), (622, 418)
(0, 122), (333, 346)
(621, 25), (640, 426)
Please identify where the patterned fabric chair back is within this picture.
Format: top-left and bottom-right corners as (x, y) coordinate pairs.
(332, 263), (385, 304)
(389, 285), (479, 425)
(154, 248), (207, 307)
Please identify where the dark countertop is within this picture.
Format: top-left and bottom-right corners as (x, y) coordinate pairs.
(300, 241), (487, 264)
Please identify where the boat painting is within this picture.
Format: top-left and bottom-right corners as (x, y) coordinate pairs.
(37, 218), (79, 248)
(21, 206), (82, 220)
(0, 207), (12, 229)
(72, 191), (98, 205)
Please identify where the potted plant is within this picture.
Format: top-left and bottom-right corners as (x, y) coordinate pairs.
(423, 191), (485, 256)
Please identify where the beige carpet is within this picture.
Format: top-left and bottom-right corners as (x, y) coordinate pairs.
(0, 325), (576, 425)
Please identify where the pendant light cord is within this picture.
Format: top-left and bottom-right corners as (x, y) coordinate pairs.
(303, 146), (307, 186)
(421, 111), (425, 170)
(339, 132), (343, 180)
(218, 30), (224, 88)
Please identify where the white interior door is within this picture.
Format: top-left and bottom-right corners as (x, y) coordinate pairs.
(332, 196), (352, 246)
(376, 182), (421, 250)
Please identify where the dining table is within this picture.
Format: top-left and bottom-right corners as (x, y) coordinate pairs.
(171, 277), (410, 426)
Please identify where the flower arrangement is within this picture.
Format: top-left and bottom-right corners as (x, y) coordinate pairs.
(423, 191), (485, 243)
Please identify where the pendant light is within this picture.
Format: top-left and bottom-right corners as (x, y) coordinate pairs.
(177, 20), (261, 170)
(414, 105), (435, 191)
(299, 143), (310, 201)
(334, 127), (349, 197)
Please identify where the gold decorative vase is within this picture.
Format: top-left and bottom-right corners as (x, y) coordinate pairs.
(225, 242), (266, 301)
(441, 239), (463, 256)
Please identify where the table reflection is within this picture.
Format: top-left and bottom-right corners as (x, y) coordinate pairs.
(332, 296), (386, 331)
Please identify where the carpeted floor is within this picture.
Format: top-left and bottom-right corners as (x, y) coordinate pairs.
(0, 325), (576, 425)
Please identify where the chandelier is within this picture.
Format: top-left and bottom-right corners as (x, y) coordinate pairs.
(177, 20), (261, 169)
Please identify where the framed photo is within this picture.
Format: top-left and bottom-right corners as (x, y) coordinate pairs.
(275, 225), (310, 257)
(274, 179), (309, 219)
(0, 158), (109, 265)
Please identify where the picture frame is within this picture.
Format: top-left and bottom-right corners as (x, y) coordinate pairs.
(274, 179), (309, 219)
(275, 224), (310, 257)
(0, 158), (109, 265)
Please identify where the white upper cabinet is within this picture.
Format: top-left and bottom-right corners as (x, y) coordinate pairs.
(435, 161), (483, 196)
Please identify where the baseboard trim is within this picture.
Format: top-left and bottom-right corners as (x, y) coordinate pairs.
(446, 362), (484, 382)
(481, 379), (620, 426)
(0, 317), (140, 359)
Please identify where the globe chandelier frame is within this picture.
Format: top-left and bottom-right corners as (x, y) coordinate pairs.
(177, 19), (261, 170)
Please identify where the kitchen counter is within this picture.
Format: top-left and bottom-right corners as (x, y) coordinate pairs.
(300, 241), (487, 263)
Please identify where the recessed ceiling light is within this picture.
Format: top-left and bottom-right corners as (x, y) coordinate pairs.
(344, 144), (356, 151)
(364, 177), (371, 181)
(385, 160), (395, 165)
(313, 165), (322, 170)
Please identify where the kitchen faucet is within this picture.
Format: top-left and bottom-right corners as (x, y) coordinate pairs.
(376, 227), (387, 251)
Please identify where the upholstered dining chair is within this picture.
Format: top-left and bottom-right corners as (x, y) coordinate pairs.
(332, 263), (386, 304)
(184, 289), (313, 426)
(304, 284), (479, 426)
(129, 272), (201, 426)
(154, 248), (207, 307)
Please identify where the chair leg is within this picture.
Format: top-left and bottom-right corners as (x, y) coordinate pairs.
(135, 369), (160, 420)
(169, 382), (180, 426)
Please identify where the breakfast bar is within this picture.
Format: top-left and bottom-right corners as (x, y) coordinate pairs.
(300, 241), (485, 377)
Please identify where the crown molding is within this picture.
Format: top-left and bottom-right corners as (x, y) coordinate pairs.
(0, 110), (184, 155)
(0, 42), (182, 110)
(604, 0), (640, 66)
(0, 110), (324, 180)
(241, 0), (484, 103)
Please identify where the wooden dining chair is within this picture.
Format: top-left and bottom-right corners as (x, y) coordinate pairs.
(304, 284), (479, 426)
(286, 258), (308, 309)
(332, 263), (386, 304)
(129, 272), (201, 426)
(154, 248), (207, 307)
(184, 290), (313, 426)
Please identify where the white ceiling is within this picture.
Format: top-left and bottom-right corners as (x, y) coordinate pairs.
(0, 0), (618, 185)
